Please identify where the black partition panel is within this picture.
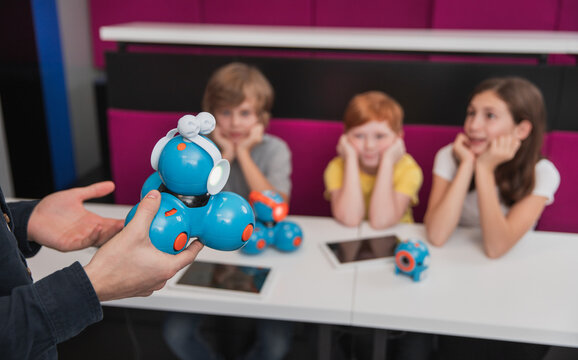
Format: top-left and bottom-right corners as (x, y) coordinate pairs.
(106, 51), (578, 131)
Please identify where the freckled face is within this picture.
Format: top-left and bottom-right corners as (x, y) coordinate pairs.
(464, 90), (517, 155)
(346, 120), (398, 171)
(215, 97), (260, 143)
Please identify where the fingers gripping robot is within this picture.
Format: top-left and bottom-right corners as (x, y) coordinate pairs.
(241, 190), (303, 255)
(125, 113), (255, 254)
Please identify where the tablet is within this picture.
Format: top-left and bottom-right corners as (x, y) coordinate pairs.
(322, 235), (400, 268)
(169, 261), (274, 298)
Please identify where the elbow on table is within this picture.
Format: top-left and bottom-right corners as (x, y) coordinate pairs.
(483, 244), (508, 259)
(425, 226), (448, 248)
(333, 212), (363, 228)
(368, 216), (396, 230)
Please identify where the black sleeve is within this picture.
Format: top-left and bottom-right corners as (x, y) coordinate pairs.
(0, 262), (103, 359)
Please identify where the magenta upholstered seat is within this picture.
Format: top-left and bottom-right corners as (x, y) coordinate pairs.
(536, 131), (578, 232)
(108, 109), (185, 205)
(404, 125), (462, 222)
(108, 111), (344, 216)
(267, 119), (343, 217)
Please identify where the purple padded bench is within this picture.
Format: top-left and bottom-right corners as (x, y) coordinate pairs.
(108, 108), (575, 232)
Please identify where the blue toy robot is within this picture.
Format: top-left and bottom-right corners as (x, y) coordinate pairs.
(394, 238), (430, 282)
(125, 113), (255, 254)
(241, 190), (303, 255)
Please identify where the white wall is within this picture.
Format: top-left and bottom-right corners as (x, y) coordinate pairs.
(56, 0), (101, 179)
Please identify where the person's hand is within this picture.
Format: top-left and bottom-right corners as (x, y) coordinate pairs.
(212, 126), (236, 161)
(84, 190), (204, 301)
(236, 123), (264, 152)
(337, 134), (357, 160)
(452, 133), (476, 165)
(381, 137), (406, 165)
(27, 181), (124, 251)
(477, 135), (521, 171)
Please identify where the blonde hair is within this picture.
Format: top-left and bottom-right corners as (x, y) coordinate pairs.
(343, 91), (404, 133)
(202, 62), (274, 126)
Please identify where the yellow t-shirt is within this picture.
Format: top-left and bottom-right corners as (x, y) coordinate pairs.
(323, 154), (423, 223)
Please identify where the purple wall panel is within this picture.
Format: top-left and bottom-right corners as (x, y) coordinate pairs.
(202, 0), (312, 25)
(432, 0), (558, 30)
(89, 0), (202, 68)
(431, 0), (559, 64)
(315, 0), (432, 28)
(551, 0), (578, 64)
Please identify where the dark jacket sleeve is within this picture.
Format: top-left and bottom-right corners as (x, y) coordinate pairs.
(7, 200), (42, 257)
(1, 195), (103, 359)
(0, 263), (103, 359)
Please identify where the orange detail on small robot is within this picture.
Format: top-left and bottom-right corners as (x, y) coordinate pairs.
(293, 236), (302, 247)
(177, 143), (186, 151)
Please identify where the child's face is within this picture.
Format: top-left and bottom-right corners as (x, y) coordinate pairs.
(346, 120), (398, 169)
(214, 97), (260, 143)
(464, 90), (518, 155)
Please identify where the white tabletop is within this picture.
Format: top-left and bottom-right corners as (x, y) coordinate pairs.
(99, 22), (578, 55)
(25, 202), (578, 347)
(353, 222), (578, 348)
(26, 204), (359, 326)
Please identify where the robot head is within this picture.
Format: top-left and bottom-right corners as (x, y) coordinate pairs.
(394, 238), (430, 275)
(151, 113), (230, 196)
(249, 190), (288, 223)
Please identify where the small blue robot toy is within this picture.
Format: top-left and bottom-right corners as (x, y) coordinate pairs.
(125, 113), (255, 254)
(241, 190), (303, 255)
(394, 238), (430, 282)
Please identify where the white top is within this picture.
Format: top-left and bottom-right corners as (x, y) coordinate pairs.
(433, 144), (561, 227)
(99, 22), (578, 55)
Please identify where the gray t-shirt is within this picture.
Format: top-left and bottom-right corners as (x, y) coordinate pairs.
(222, 134), (292, 200)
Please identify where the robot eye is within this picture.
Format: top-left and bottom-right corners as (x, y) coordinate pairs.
(400, 256), (411, 267)
(207, 159), (230, 195)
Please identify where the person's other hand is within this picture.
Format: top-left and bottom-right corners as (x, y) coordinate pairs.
(84, 190), (204, 301)
(382, 137), (406, 165)
(236, 123), (264, 152)
(27, 181), (124, 251)
(452, 133), (476, 165)
(337, 134), (357, 161)
(477, 135), (521, 171)
(212, 126), (236, 161)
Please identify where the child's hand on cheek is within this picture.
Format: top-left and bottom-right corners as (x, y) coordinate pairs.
(477, 135), (521, 170)
(382, 137), (406, 165)
(452, 133), (475, 164)
(237, 123), (264, 152)
(337, 134), (357, 161)
(213, 126), (236, 161)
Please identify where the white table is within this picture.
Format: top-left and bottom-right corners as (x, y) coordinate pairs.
(353, 222), (578, 349)
(25, 203), (578, 356)
(26, 204), (358, 327)
(100, 22), (578, 59)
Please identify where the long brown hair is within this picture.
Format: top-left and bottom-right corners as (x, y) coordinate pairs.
(469, 77), (546, 206)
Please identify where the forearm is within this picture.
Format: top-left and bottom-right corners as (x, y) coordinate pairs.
(368, 159), (402, 229)
(236, 149), (284, 198)
(424, 162), (474, 246)
(332, 158), (365, 227)
(475, 165), (517, 258)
